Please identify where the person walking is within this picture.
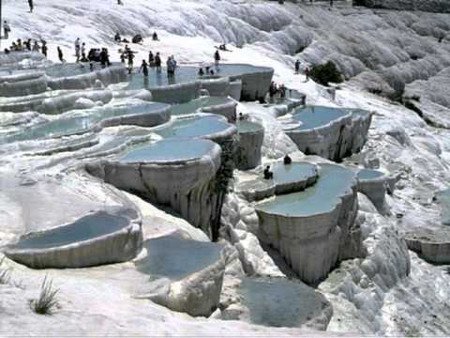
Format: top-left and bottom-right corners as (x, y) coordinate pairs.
(57, 46), (64, 63)
(28, 0), (34, 13)
(140, 60), (149, 77)
(3, 21), (11, 39)
(304, 66), (310, 82)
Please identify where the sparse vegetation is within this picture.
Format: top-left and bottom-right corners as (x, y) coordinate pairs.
(30, 276), (60, 315)
(309, 61), (343, 87)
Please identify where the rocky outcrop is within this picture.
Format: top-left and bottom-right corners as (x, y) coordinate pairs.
(356, 169), (389, 214)
(39, 89), (113, 114)
(405, 228), (450, 264)
(235, 121), (264, 170)
(135, 232), (227, 317)
(200, 99), (237, 123)
(86, 139), (223, 236)
(4, 209), (143, 269)
(435, 189), (450, 225)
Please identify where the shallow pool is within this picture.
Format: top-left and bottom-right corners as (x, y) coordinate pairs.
(357, 168), (385, 180)
(170, 96), (230, 116)
(136, 234), (222, 280)
(237, 121), (263, 133)
(239, 277), (325, 327)
(155, 115), (232, 139)
(292, 106), (349, 130)
(12, 212), (129, 250)
(257, 164), (355, 217)
(119, 138), (215, 163)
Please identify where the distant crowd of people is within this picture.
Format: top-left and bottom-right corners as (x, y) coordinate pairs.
(4, 37), (48, 57)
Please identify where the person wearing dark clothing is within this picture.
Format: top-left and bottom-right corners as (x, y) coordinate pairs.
(28, 0), (34, 13)
(263, 166), (273, 180)
(132, 34), (143, 44)
(152, 32), (158, 41)
(99, 48), (110, 68)
(305, 67), (310, 82)
(57, 46), (64, 63)
(198, 68), (204, 76)
(140, 60), (149, 77)
(295, 59), (300, 74)
(127, 51), (134, 69)
(115, 33), (121, 42)
(283, 154), (292, 165)
(269, 81), (277, 100)
(120, 53), (126, 63)
(118, 0), (123, 5)
(154, 52), (161, 71)
(3, 21), (11, 39)
(4, 48), (10, 54)
(149, 51), (154, 65)
(41, 41), (48, 57)
(279, 84), (286, 99)
(214, 50), (220, 66)
(24, 39), (31, 51)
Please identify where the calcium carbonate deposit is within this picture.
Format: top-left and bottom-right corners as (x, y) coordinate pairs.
(0, 0), (449, 336)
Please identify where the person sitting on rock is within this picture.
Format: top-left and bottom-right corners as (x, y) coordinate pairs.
(152, 32), (159, 41)
(114, 32), (121, 43)
(198, 68), (204, 76)
(263, 166), (273, 180)
(283, 154), (292, 165)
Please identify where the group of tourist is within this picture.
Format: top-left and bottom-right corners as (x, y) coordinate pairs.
(4, 37), (48, 57)
(269, 81), (287, 101)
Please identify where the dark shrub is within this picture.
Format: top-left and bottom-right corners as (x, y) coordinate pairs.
(310, 61), (343, 87)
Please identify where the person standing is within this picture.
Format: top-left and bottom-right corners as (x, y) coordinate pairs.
(295, 59), (301, 74)
(32, 40), (40, 52)
(57, 46), (64, 63)
(41, 40), (48, 57)
(28, 0), (34, 13)
(74, 38), (81, 62)
(148, 51), (154, 66)
(3, 21), (11, 39)
(154, 52), (162, 72)
(304, 66), (310, 82)
(214, 49), (220, 67)
(127, 50), (134, 72)
(140, 60), (149, 77)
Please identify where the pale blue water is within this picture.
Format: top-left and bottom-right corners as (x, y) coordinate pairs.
(170, 96), (230, 116)
(272, 162), (317, 187)
(436, 189), (450, 226)
(119, 139), (214, 163)
(136, 234), (222, 280)
(126, 64), (270, 90)
(239, 277), (324, 327)
(12, 212), (129, 250)
(3, 102), (169, 143)
(155, 115), (231, 139)
(292, 106), (348, 130)
(257, 164), (355, 216)
(237, 121), (263, 133)
(357, 169), (384, 180)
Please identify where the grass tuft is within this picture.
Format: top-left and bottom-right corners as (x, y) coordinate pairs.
(30, 276), (60, 315)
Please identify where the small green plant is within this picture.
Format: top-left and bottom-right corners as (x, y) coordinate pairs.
(309, 61), (343, 87)
(30, 276), (59, 315)
(0, 257), (11, 285)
